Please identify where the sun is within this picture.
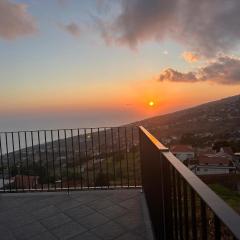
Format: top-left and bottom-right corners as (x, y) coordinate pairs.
(148, 101), (155, 107)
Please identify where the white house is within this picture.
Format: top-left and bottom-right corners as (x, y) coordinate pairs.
(194, 152), (236, 175)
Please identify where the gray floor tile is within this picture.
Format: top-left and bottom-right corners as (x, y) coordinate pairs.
(29, 231), (57, 240)
(114, 213), (143, 230)
(69, 231), (102, 240)
(51, 221), (87, 240)
(98, 204), (128, 219)
(31, 205), (60, 220)
(56, 199), (83, 211)
(118, 197), (141, 211)
(12, 221), (47, 240)
(0, 190), (153, 240)
(76, 212), (109, 229)
(40, 213), (72, 229)
(91, 221), (125, 240)
(64, 205), (95, 218)
(86, 199), (114, 210)
(115, 232), (145, 240)
(0, 225), (16, 240)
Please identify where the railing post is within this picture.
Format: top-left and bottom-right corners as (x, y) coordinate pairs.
(139, 127), (165, 239)
(139, 126), (172, 240)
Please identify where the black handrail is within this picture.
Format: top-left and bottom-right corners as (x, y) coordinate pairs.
(139, 126), (240, 240)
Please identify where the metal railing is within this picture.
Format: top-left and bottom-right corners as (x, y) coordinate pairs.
(139, 126), (240, 240)
(1, 125), (239, 239)
(0, 127), (141, 192)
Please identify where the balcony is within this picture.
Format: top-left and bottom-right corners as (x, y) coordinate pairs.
(0, 127), (239, 239)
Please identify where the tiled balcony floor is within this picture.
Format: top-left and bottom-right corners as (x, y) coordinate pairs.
(0, 189), (153, 240)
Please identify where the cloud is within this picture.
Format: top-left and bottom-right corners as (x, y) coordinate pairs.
(60, 22), (81, 37)
(159, 68), (197, 83)
(0, 0), (37, 40)
(182, 52), (200, 63)
(99, 0), (240, 57)
(158, 56), (240, 85)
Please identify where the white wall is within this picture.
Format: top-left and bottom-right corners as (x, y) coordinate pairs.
(174, 152), (194, 162)
(195, 166), (230, 175)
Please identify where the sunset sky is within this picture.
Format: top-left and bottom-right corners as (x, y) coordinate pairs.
(0, 0), (240, 130)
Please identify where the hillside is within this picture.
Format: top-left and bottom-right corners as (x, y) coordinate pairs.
(131, 94), (240, 147)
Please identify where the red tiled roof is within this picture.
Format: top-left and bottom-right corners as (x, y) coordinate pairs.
(198, 153), (231, 165)
(171, 144), (193, 152)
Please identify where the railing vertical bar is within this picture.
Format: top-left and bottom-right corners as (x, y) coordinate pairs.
(77, 129), (83, 190)
(214, 214), (221, 240)
(163, 158), (173, 239)
(111, 128), (116, 187)
(125, 127), (129, 188)
(5, 133), (12, 192)
(172, 167), (178, 240)
(37, 131), (43, 191)
(44, 130), (50, 190)
(18, 132), (24, 191)
(191, 188), (197, 239)
(104, 128), (109, 188)
(131, 127), (136, 187)
(117, 127), (123, 187)
(24, 132), (30, 190)
(97, 128), (103, 189)
(71, 129), (76, 189)
(64, 130), (70, 192)
(0, 134), (6, 192)
(200, 199), (207, 240)
(30, 131), (37, 190)
(183, 180), (189, 240)
(84, 129), (89, 189)
(11, 132), (18, 192)
(57, 130), (63, 190)
(51, 130), (56, 190)
(90, 128), (96, 188)
(177, 173), (183, 239)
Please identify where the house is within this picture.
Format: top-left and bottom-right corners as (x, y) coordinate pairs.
(194, 152), (236, 175)
(12, 175), (39, 189)
(170, 144), (195, 162)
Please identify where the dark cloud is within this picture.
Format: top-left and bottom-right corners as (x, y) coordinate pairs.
(100, 0), (240, 57)
(0, 0), (37, 40)
(159, 69), (197, 83)
(159, 56), (240, 84)
(60, 22), (81, 37)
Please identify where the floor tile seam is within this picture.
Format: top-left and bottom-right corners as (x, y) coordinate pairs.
(94, 206), (129, 221)
(39, 214), (73, 230)
(49, 222), (89, 240)
(62, 204), (97, 220)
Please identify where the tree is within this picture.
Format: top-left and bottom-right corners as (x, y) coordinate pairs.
(212, 141), (230, 152)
